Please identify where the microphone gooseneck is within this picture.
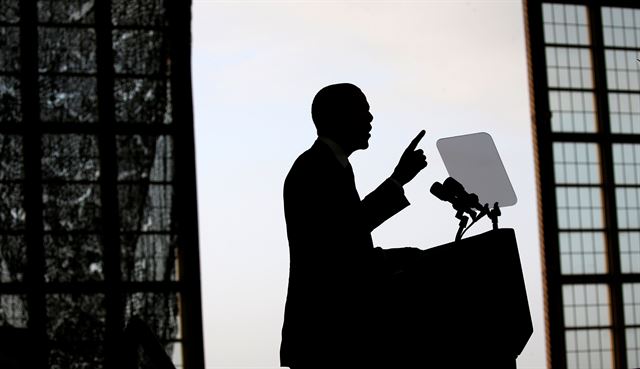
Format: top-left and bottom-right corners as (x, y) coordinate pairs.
(430, 177), (494, 241)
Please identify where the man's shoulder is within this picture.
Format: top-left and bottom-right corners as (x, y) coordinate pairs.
(285, 142), (339, 186)
(288, 142), (332, 172)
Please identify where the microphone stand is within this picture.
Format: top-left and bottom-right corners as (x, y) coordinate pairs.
(456, 204), (487, 241)
(455, 210), (469, 242)
(488, 202), (501, 230)
(452, 198), (483, 242)
(430, 178), (502, 242)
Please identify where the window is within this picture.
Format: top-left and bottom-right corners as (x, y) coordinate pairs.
(0, 1), (203, 368)
(527, 1), (640, 368)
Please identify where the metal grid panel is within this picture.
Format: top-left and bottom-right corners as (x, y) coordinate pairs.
(546, 47), (594, 89)
(0, 294), (27, 327)
(0, 1), (200, 367)
(615, 188), (640, 228)
(0, 26), (20, 72)
(532, 2), (640, 368)
(613, 143), (640, 184)
(608, 93), (640, 134)
(605, 50), (640, 91)
(543, 3), (590, 45)
(602, 7), (640, 48)
(45, 293), (106, 369)
(619, 232), (640, 273)
(625, 328), (640, 368)
(564, 284), (611, 327)
(560, 232), (607, 275)
(549, 90), (598, 132)
(0, 76), (22, 122)
(563, 284), (613, 369)
(556, 186), (604, 229)
(554, 142), (601, 184)
(0, 16), (21, 123)
(0, 133), (27, 327)
(566, 329), (614, 369)
(622, 283), (640, 325)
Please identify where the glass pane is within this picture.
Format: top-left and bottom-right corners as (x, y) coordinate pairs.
(605, 50), (640, 91)
(46, 293), (105, 369)
(609, 93), (640, 134)
(542, 4), (590, 46)
(39, 76), (98, 122)
(565, 329), (613, 369)
(620, 232), (640, 274)
(627, 328), (640, 369)
(43, 184), (101, 231)
(117, 135), (174, 182)
(616, 188), (640, 229)
(0, 294), (27, 327)
(41, 134), (100, 181)
(556, 187), (604, 229)
(37, 0), (95, 24)
(613, 144), (640, 185)
(118, 184), (173, 231)
(553, 142), (600, 184)
(0, 134), (23, 180)
(0, 234), (26, 282)
(38, 27), (97, 73)
(563, 284), (610, 327)
(602, 7), (640, 48)
(546, 47), (593, 89)
(113, 30), (166, 75)
(0, 0), (20, 23)
(0, 27), (20, 72)
(114, 78), (170, 124)
(0, 184), (24, 230)
(111, 0), (166, 27)
(0, 76), (21, 122)
(44, 233), (103, 282)
(121, 233), (178, 282)
(559, 232), (607, 275)
(548, 91), (597, 133)
(124, 292), (180, 342)
(623, 284), (640, 325)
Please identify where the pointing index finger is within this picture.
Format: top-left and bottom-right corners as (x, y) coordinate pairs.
(405, 130), (426, 152)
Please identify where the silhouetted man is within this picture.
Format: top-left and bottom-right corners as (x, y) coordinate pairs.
(281, 83), (427, 368)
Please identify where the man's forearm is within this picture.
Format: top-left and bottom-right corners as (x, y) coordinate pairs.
(361, 178), (410, 231)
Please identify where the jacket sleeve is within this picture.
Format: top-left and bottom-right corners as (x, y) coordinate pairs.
(361, 178), (410, 232)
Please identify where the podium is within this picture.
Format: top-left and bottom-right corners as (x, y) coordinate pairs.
(380, 228), (532, 368)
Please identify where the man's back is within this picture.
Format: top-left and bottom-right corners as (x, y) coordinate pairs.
(281, 141), (377, 367)
(280, 83), (427, 367)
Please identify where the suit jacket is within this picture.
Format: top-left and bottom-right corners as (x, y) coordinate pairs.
(280, 140), (417, 367)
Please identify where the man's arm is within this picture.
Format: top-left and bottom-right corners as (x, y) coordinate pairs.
(362, 130), (428, 232)
(361, 179), (410, 232)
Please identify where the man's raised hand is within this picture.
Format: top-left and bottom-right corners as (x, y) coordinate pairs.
(391, 130), (428, 186)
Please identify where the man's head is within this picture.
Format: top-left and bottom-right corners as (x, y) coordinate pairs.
(312, 83), (374, 154)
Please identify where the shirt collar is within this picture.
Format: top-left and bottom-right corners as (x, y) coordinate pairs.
(317, 136), (350, 168)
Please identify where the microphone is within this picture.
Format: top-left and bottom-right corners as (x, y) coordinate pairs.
(430, 177), (484, 219)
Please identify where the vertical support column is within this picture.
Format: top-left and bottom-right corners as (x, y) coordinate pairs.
(588, 3), (627, 369)
(167, 1), (206, 368)
(524, 0), (567, 368)
(20, 1), (46, 368)
(94, 2), (123, 368)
